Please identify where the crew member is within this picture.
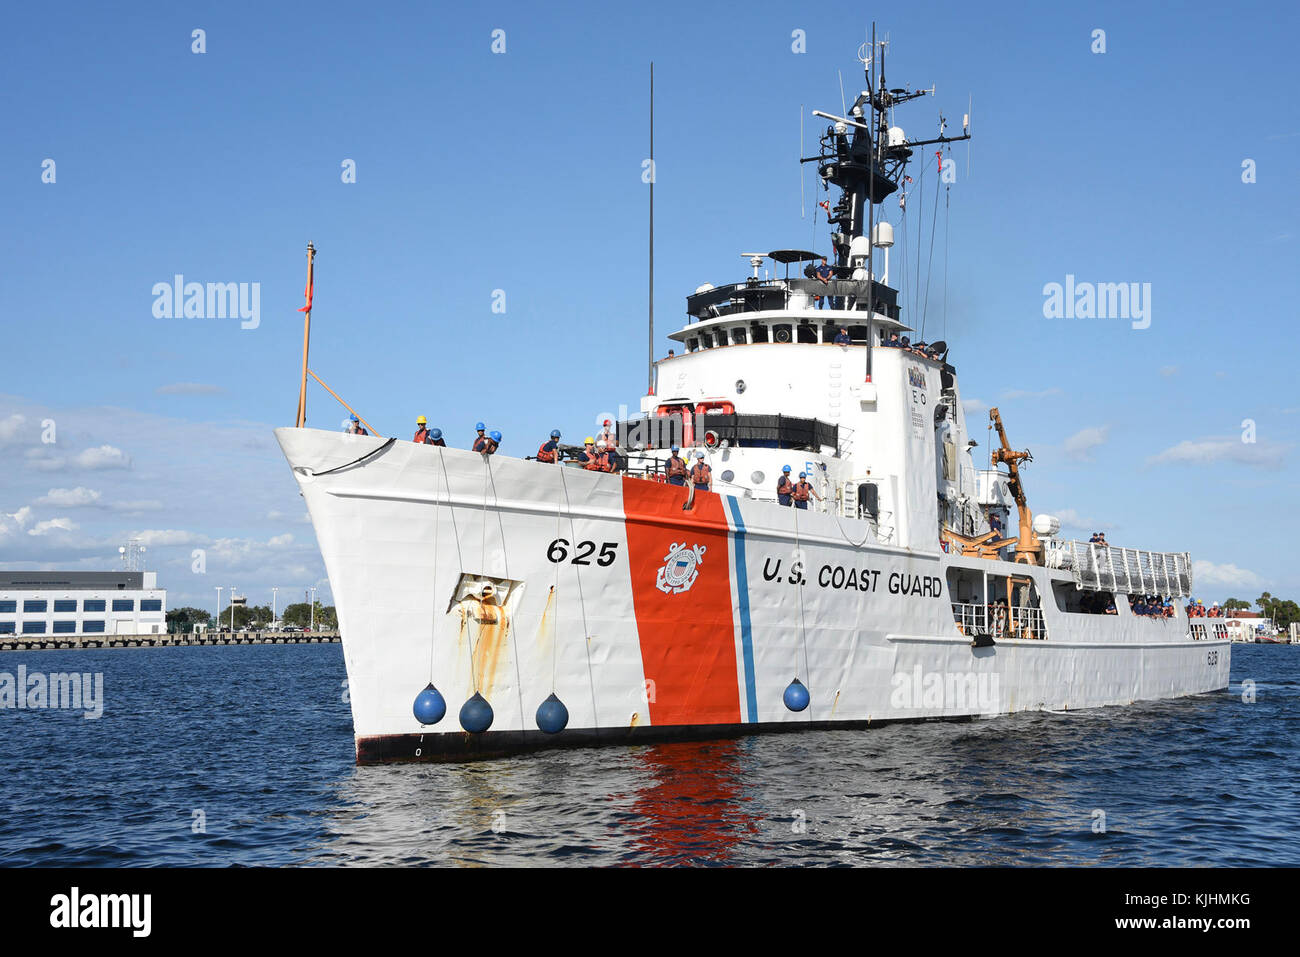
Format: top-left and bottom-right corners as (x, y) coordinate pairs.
(792, 472), (820, 509)
(346, 415), (368, 436)
(989, 511), (1004, 537)
(428, 428), (446, 447)
(471, 421), (488, 449)
(537, 429), (563, 463)
(814, 257), (834, 310)
(596, 419), (617, 449)
(690, 452), (712, 492)
(582, 437), (606, 471)
(665, 445), (688, 486)
(833, 327), (851, 345)
(776, 465), (794, 506)
(413, 415), (432, 444)
(884, 331), (902, 348)
(475, 430), (500, 455)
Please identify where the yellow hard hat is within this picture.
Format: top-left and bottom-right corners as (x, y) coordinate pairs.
(584, 436), (595, 444)
(416, 415), (427, 425)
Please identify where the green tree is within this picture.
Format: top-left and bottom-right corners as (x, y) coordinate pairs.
(1223, 598), (1250, 612)
(281, 602), (312, 628)
(166, 606), (212, 634)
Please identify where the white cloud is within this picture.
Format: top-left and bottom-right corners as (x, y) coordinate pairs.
(156, 383), (225, 396)
(265, 509), (311, 524)
(0, 414), (27, 446)
(961, 398), (987, 416)
(1147, 437), (1287, 470)
(72, 445), (132, 470)
(0, 507), (34, 541)
(1063, 425), (1110, 461)
(1048, 507), (1113, 532)
(1159, 366), (1178, 377)
(267, 533), (295, 547)
(36, 486), (103, 507)
(129, 529), (208, 547)
(27, 518), (78, 536)
(24, 447), (65, 472)
(1193, 560), (1263, 590)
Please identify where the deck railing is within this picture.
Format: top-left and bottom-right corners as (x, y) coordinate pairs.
(1043, 539), (1193, 598)
(951, 602), (1048, 641)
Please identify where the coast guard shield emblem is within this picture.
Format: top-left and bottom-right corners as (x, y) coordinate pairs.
(656, 542), (707, 595)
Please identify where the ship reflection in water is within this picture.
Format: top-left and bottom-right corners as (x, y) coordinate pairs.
(308, 669), (1297, 866)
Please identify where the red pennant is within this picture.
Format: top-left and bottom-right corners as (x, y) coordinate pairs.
(298, 280), (313, 313)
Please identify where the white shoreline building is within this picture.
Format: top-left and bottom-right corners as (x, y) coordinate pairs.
(0, 572), (167, 637)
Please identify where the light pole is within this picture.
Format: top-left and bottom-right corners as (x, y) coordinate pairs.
(309, 586), (317, 631)
(230, 586), (237, 632)
(215, 586), (222, 628)
(272, 587), (278, 628)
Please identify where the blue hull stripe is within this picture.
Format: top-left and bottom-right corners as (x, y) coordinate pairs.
(726, 497), (759, 723)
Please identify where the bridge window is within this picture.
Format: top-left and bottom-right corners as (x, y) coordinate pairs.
(687, 337), (699, 352)
(731, 327), (747, 345)
(796, 323), (818, 344)
(751, 323), (769, 343)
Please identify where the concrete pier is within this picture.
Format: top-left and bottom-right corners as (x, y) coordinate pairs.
(0, 631), (341, 651)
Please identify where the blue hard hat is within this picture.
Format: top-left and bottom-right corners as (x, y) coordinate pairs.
(350, 414), (359, 422)
(782, 465), (791, 473)
(550, 429), (561, 439)
(475, 421), (485, 431)
(671, 445), (679, 452)
(490, 430), (502, 441)
(431, 428), (442, 440)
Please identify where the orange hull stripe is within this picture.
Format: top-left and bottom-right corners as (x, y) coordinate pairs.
(622, 479), (741, 726)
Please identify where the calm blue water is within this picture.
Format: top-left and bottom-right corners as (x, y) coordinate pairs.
(1, 643), (1296, 866)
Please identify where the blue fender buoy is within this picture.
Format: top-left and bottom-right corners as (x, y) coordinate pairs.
(783, 677), (810, 712)
(535, 692), (569, 734)
(413, 683), (446, 725)
(459, 692), (494, 734)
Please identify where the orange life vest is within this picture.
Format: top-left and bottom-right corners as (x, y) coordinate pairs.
(414, 428), (430, 444)
(776, 476), (793, 496)
(691, 463), (711, 485)
(537, 442), (556, 463)
(793, 481), (811, 501)
(584, 451), (606, 471)
(667, 456), (687, 477)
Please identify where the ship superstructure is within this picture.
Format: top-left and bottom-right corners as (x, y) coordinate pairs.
(276, 41), (1228, 763)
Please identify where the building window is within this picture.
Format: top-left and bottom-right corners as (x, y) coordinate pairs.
(0, 622), (14, 634)
(112, 599), (135, 612)
(53, 599), (77, 613)
(83, 621), (106, 634)
(53, 621), (76, 634)
(140, 599), (162, 612)
(22, 621), (47, 634)
(83, 599), (106, 612)
(23, 600), (47, 613)
(0, 601), (15, 614)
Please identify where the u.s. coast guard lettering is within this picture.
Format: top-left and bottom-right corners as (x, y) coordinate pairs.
(656, 542), (706, 595)
(760, 558), (942, 598)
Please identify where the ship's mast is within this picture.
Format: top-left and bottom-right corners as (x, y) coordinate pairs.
(801, 36), (970, 274)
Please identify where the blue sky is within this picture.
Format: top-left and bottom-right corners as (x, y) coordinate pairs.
(2, 0), (1297, 609)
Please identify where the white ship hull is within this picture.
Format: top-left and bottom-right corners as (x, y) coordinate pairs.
(277, 428), (1231, 763)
